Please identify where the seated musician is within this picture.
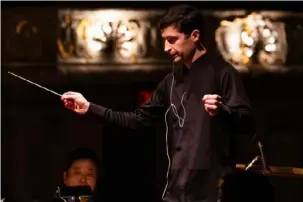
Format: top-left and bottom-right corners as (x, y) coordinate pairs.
(61, 148), (103, 202)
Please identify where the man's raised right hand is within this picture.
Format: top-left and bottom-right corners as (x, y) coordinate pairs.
(61, 91), (90, 115)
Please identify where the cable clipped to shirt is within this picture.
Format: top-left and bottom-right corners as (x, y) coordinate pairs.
(169, 69), (187, 128)
(162, 61), (187, 200)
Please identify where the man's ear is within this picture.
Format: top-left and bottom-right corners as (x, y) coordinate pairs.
(191, 29), (200, 43)
(191, 29), (206, 51)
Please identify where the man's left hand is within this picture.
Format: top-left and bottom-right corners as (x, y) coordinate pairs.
(202, 94), (222, 116)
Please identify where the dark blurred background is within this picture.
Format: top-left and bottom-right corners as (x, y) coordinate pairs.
(1, 1), (303, 202)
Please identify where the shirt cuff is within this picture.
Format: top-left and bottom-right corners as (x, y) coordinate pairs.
(87, 102), (107, 117)
(218, 103), (232, 119)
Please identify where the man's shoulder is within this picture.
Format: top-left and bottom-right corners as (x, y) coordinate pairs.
(208, 53), (238, 76)
(210, 53), (233, 70)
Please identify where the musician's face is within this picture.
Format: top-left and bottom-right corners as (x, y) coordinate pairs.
(64, 159), (97, 191)
(161, 25), (197, 65)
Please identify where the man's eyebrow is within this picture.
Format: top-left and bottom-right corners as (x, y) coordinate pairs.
(71, 166), (80, 170)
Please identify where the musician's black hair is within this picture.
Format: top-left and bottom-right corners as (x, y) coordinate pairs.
(158, 4), (204, 41)
(64, 148), (101, 177)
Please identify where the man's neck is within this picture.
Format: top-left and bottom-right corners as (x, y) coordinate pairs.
(184, 49), (207, 69)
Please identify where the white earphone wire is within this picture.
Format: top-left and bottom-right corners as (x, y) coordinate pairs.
(162, 61), (187, 200)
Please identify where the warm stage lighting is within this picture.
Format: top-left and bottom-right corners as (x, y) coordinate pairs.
(215, 12), (288, 72)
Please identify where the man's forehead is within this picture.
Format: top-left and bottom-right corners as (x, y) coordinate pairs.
(161, 25), (182, 36)
(71, 159), (96, 168)
(71, 165), (94, 169)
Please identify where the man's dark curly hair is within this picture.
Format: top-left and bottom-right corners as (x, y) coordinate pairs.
(158, 4), (204, 40)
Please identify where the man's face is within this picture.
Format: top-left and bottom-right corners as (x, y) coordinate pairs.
(64, 159), (97, 191)
(161, 25), (196, 65)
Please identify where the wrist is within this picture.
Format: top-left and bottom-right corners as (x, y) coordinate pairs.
(217, 103), (231, 117)
(84, 101), (90, 113)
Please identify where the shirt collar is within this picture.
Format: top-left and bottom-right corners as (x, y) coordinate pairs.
(173, 53), (209, 83)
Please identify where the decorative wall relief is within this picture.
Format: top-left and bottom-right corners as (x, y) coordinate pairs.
(215, 12), (288, 72)
(4, 19), (44, 62)
(57, 9), (168, 66)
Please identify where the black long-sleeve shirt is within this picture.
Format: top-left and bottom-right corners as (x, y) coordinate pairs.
(87, 53), (255, 202)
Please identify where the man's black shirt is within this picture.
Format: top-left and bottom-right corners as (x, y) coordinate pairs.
(88, 53), (255, 202)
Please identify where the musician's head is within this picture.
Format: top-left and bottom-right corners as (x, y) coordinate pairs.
(158, 4), (205, 66)
(63, 148), (101, 192)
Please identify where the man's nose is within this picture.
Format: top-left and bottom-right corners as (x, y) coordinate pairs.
(79, 175), (88, 184)
(164, 41), (171, 53)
